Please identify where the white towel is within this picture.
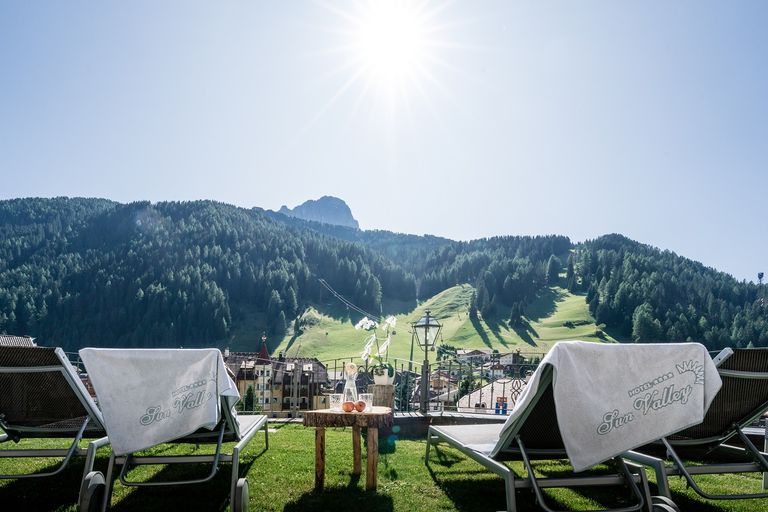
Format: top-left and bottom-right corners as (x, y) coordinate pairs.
(493, 341), (721, 472)
(79, 348), (239, 455)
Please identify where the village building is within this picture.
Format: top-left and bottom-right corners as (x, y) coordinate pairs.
(224, 342), (275, 412)
(481, 362), (507, 380)
(455, 348), (492, 364)
(273, 358), (329, 414)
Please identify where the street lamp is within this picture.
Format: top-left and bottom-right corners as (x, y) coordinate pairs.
(260, 333), (267, 412)
(412, 310), (442, 412)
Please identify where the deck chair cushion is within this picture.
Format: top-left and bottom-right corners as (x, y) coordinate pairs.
(0, 346), (105, 436)
(493, 341), (721, 471)
(79, 348), (239, 455)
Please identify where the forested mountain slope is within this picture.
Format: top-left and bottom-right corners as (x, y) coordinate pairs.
(573, 234), (767, 348)
(0, 199), (765, 353)
(0, 199), (412, 350)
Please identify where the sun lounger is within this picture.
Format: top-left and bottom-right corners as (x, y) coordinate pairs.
(624, 347), (768, 504)
(425, 341), (721, 512)
(79, 348), (269, 512)
(0, 346), (110, 511)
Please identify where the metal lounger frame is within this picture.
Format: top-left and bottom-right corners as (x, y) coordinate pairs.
(0, 347), (111, 509)
(98, 410), (268, 512)
(624, 349), (768, 502)
(425, 363), (653, 512)
(426, 426), (653, 512)
(0, 418), (108, 482)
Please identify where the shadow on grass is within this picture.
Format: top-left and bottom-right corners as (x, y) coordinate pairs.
(485, 318), (509, 347)
(524, 287), (568, 322)
(282, 331), (300, 356)
(511, 319), (539, 347)
(110, 465), (232, 512)
(0, 457), (88, 511)
(310, 300), (354, 324)
(110, 444), (264, 512)
(601, 323), (629, 343)
(469, 317), (492, 349)
(283, 486), (394, 512)
(381, 296), (418, 316)
(663, 490), (741, 512)
(428, 444), (465, 468)
(531, 460), (652, 511)
(425, 457), (575, 512)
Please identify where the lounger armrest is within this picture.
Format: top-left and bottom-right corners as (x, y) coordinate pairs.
(0, 417), (90, 479)
(712, 347), (735, 367)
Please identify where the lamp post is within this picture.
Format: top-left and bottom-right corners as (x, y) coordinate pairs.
(260, 333), (267, 412)
(412, 310), (442, 413)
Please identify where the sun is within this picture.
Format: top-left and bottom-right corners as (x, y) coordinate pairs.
(352, 2), (430, 95)
(313, 0), (453, 117)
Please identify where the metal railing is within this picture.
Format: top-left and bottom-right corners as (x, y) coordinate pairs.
(66, 349), (545, 417)
(320, 352), (545, 415)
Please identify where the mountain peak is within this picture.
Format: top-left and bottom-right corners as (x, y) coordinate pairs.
(278, 196), (359, 229)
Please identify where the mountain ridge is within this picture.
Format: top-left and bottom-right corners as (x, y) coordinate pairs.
(277, 195), (359, 229)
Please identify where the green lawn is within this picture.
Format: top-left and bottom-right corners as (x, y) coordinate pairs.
(271, 284), (478, 364)
(1, 424), (766, 511)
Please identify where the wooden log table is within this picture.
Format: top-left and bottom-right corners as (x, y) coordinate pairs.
(302, 406), (393, 491)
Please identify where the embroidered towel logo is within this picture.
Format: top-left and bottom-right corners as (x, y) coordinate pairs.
(633, 384), (693, 415)
(140, 406), (171, 426)
(173, 390), (212, 413)
(172, 379), (208, 396)
(139, 378), (214, 427)
(596, 409), (634, 435)
(596, 358), (703, 436)
(675, 360), (704, 384)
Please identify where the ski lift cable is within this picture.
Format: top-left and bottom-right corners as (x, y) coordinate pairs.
(318, 278), (381, 323)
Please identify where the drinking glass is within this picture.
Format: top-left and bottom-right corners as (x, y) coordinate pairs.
(359, 393), (374, 412)
(329, 393), (343, 411)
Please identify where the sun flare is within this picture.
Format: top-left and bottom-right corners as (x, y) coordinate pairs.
(314, 0), (454, 117)
(352, 2), (430, 93)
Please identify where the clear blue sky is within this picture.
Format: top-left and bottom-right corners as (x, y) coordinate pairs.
(1, 1), (766, 281)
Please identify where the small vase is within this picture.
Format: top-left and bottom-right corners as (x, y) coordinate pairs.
(342, 363), (358, 403)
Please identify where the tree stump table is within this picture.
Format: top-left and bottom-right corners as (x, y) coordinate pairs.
(302, 406), (393, 491)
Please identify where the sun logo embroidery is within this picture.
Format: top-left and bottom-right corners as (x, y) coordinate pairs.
(675, 360), (704, 385)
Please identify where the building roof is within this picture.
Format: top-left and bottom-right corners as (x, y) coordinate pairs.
(223, 351), (273, 379)
(0, 335), (37, 347)
(456, 348), (491, 357)
(256, 341), (271, 365)
(273, 358), (328, 385)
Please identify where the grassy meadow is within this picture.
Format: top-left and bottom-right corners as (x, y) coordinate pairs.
(1, 424), (764, 512)
(264, 284), (616, 363)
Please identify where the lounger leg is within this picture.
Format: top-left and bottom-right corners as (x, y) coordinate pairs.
(231, 446), (240, 509)
(426, 427), (517, 512)
(502, 469), (516, 512)
(623, 450), (671, 499)
(79, 436), (110, 508)
(81, 437), (109, 483)
(425, 430), (432, 464)
(101, 452), (117, 512)
(264, 421), (269, 450)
